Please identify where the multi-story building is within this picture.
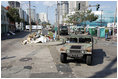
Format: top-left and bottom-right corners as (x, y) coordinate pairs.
(8, 1), (29, 30)
(59, 1), (69, 25)
(19, 8), (29, 30)
(26, 9), (36, 23)
(58, 1), (88, 25)
(1, 5), (9, 34)
(39, 13), (48, 23)
(69, 1), (88, 13)
(24, 11), (29, 23)
(8, 1), (20, 8)
(60, 1), (69, 16)
(35, 13), (39, 24)
(63, 1), (88, 25)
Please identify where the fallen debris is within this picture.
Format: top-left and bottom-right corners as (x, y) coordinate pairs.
(22, 40), (28, 45)
(22, 30), (54, 45)
(33, 35), (47, 43)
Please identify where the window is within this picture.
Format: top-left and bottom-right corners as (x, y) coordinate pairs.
(79, 38), (91, 43)
(67, 38), (78, 43)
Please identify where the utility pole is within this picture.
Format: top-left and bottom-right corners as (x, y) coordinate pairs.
(101, 10), (103, 27)
(55, 9), (57, 25)
(57, 1), (60, 40)
(47, 6), (49, 23)
(29, 1), (32, 32)
(55, 8), (57, 38)
(113, 7), (117, 40)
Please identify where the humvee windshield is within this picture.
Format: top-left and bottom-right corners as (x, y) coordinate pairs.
(67, 37), (91, 43)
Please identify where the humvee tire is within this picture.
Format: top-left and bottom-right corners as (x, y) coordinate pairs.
(86, 55), (92, 65)
(60, 53), (67, 63)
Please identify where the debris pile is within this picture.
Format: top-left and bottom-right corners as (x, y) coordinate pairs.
(22, 31), (54, 45)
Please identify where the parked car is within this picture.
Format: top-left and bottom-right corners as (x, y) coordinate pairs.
(60, 34), (96, 65)
(26, 25), (43, 30)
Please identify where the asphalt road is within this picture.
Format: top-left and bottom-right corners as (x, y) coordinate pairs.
(1, 31), (117, 78)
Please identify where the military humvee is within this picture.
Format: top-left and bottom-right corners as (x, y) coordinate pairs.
(60, 35), (95, 65)
(60, 26), (68, 35)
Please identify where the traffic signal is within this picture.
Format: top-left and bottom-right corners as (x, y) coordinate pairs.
(78, 3), (80, 10)
(96, 4), (100, 11)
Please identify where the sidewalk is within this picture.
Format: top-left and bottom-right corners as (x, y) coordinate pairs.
(30, 47), (58, 77)
(1, 43), (58, 78)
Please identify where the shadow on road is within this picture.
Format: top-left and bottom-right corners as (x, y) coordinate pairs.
(1, 31), (30, 40)
(92, 49), (106, 66)
(89, 57), (117, 78)
(54, 43), (65, 46)
(66, 58), (84, 65)
(62, 49), (106, 66)
(1, 56), (16, 60)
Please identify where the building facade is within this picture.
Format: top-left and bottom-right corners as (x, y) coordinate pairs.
(63, 1), (88, 25)
(8, 1), (20, 8)
(35, 13), (39, 24)
(69, 1), (88, 13)
(1, 5), (9, 34)
(24, 11), (29, 23)
(8, 1), (29, 30)
(26, 9), (36, 23)
(39, 13), (48, 23)
(59, 1), (69, 25)
(60, 1), (69, 16)
(58, 1), (88, 25)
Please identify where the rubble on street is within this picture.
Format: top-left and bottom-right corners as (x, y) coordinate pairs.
(22, 30), (54, 45)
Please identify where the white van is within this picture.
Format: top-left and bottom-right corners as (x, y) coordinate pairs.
(25, 25), (43, 30)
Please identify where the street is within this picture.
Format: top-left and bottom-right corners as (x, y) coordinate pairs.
(1, 31), (117, 78)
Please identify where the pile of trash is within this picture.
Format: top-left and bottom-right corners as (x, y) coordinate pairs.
(22, 31), (54, 45)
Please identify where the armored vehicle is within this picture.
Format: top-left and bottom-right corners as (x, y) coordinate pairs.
(60, 35), (95, 65)
(60, 26), (68, 35)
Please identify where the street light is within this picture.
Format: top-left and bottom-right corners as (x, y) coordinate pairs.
(33, 6), (37, 24)
(57, 1), (60, 40)
(33, 6), (39, 31)
(113, 7), (117, 40)
(47, 6), (49, 23)
(29, 1), (32, 32)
